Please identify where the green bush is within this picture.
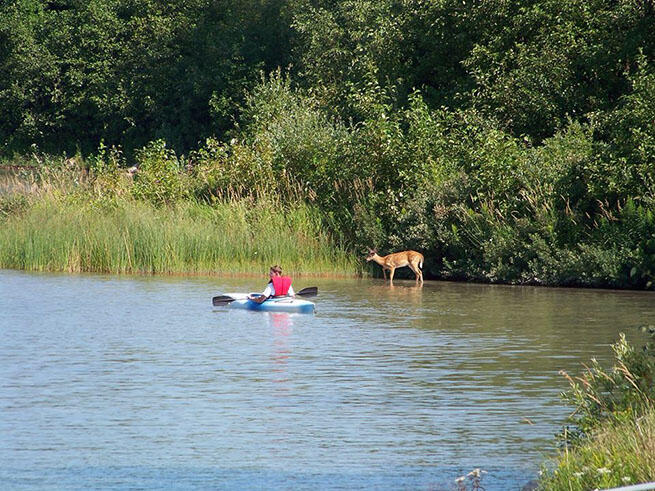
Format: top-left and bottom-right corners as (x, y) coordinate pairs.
(539, 407), (655, 491)
(558, 332), (655, 444)
(132, 140), (189, 205)
(539, 330), (655, 490)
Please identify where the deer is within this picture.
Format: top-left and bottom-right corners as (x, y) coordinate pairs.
(366, 249), (424, 284)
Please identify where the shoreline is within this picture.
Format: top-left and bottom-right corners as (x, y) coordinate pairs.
(0, 267), (364, 279)
(5, 266), (655, 295)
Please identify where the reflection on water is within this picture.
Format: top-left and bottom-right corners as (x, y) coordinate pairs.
(1, 270), (653, 490)
(269, 313), (293, 388)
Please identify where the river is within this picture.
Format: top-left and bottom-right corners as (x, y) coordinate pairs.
(1, 269), (652, 490)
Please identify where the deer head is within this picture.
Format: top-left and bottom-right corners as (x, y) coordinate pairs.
(365, 249), (378, 261)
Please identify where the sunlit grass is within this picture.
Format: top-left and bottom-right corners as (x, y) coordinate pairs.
(539, 407), (655, 490)
(0, 192), (357, 276)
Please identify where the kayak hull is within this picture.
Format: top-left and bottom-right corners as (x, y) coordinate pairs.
(223, 293), (315, 314)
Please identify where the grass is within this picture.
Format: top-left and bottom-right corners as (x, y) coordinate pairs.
(0, 172), (358, 275)
(539, 408), (655, 490)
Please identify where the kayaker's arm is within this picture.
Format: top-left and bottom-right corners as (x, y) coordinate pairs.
(248, 293), (268, 304)
(249, 283), (273, 303)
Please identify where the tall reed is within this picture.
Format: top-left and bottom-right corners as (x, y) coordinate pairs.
(0, 194), (357, 275)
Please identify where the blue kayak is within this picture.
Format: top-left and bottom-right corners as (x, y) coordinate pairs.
(219, 293), (315, 314)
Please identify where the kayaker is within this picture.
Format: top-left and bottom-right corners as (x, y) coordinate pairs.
(248, 265), (295, 304)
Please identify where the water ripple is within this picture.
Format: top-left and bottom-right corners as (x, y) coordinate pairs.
(2, 271), (653, 489)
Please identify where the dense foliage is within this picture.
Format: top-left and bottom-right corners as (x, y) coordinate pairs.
(0, 0), (293, 154)
(1, 0), (654, 286)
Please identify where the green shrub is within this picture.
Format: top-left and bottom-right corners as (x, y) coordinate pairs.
(540, 330), (655, 490)
(539, 407), (655, 491)
(132, 140), (189, 205)
(559, 332), (655, 444)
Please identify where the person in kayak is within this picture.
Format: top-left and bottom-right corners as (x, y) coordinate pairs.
(248, 265), (295, 303)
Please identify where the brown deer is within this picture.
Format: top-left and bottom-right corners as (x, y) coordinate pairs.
(366, 249), (424, 284)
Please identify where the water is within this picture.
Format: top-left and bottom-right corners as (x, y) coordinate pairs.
(1, 269), (653, 490)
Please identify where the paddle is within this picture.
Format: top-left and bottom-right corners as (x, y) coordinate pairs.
(212, 294), (238, 305)
(295, 286), (318, 297)
(212, 286), (318, 306)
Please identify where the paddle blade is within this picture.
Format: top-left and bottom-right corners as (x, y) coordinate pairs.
(212, 295), (236, 306)
(297, 286), (318, 297)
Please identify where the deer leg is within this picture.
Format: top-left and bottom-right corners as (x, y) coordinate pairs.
(382, 268), (387, 280)
(410, 262), (423, 283)
(389, 267), (395, 284)
(410, 264), (419, 283)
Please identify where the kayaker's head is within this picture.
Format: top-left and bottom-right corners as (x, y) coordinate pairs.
(269, 265), (283, 277)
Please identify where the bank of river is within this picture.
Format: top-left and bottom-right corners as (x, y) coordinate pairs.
(1, 269), (653, 489)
